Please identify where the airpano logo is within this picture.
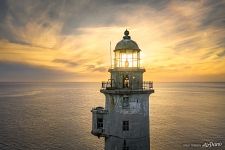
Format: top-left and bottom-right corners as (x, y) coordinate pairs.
(202, 141), (223, 148)
(182, 141), (223, 148)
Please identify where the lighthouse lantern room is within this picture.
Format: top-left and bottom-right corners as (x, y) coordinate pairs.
(114, 30), (140, 68)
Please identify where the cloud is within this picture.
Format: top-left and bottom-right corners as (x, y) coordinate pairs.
(217, 50), (225, 58)
(200, 0), (225, 28)
(0, 61), (77, 82)
(53, 59), (79, 67)
(86, 65), (107, 72)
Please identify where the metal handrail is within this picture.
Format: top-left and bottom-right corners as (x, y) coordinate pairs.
(101, 79), (116, 89)
(143, 81), (153, 90)
(91, 107), (108, 113)
(101, 80), (153, 90)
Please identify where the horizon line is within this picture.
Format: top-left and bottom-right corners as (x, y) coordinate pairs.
(0, 81), (224, 83)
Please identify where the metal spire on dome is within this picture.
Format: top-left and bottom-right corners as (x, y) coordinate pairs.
(123, 29), (131, 40)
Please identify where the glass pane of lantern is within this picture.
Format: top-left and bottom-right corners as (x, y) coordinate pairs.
(121, 53), (132, 67)
(121, 53), (125, 67)
(133, 60), (137, 67)
(132, 52), (137, 59)
(114, 51), (120, 67)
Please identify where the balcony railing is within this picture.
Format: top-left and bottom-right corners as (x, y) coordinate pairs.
(91, 107), (108, 114)
(101, 79), (115, 90)
(101, 80), (153, 90)
(143, 81), (153, 90)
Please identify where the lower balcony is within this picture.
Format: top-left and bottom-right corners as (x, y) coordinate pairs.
(91, 128), (106, 137)
(91, 107), (108, 137)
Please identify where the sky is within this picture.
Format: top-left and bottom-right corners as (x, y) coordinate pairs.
(0, 0), (224, 82)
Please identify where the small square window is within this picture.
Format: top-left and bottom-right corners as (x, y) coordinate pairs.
(97, 118), (103, 129)
(123, 146), (129, 150)
(122, 121), (129, 131)
(122, 97), (129, 108)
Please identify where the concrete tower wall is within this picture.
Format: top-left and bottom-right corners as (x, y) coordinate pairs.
(104, 93), (150, 138)
(110, 69), (145, 89)
(105, 136), (149, 150)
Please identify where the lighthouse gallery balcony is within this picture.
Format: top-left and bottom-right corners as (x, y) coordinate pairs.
(101, 80), (154, 94)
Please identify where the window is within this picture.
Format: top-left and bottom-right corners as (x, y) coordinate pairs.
(97, 118), (103, 129)
(123, 146), (129, 150)
(122, 96), (129, 108)
(122, 121), (129, 131)
(123, 140), (129, 150)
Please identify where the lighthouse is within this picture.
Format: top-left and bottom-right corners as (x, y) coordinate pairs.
(91, 30), (154, 150)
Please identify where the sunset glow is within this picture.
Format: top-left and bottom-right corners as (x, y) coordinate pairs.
(0, 0), (224, 82)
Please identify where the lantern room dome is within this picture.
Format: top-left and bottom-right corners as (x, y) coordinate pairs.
(114, 30), (140, 51)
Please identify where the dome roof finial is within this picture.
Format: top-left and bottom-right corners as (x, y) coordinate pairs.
(123, 29), (131, 40)
(115, 29), (140, 51)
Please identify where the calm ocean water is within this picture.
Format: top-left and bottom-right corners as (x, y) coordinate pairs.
(0, 82), (224, 150)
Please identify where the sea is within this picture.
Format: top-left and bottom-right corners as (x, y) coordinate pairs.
(0, 82), (224, 150)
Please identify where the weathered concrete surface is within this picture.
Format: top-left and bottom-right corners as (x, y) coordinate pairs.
(103, 93), (150, 138)
(105, 136), (150, 150)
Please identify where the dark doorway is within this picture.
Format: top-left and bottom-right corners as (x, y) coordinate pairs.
(123, 75), (129, 88)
